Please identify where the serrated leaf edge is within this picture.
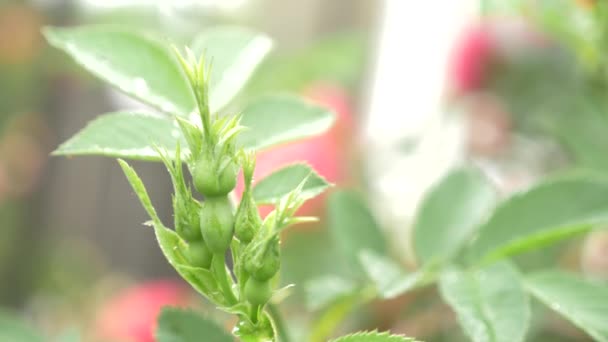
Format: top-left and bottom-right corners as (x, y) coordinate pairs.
(330, 330), (420, 342)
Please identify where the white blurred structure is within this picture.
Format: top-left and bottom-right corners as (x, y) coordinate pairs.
(364, 0), (478, 263)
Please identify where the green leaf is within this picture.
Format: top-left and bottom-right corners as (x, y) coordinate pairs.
(280, 229), (352, 297)
(309, 290), (376, 342)
(525, 271), (608, 342)
(305, 275), (357, 311)
(175, 116), (203, 162)
(137, 207), (217, 301)
(117, 159), (163, 225)
(359, 250), (422, 299)
(156, 308), (232, 342)
(53, 112), (183, 160)
(553, 99), (608, 173)
(438, 261), (530, 342)
(328, 191), (387, 276)
(238, 94), (335, 151)
(245, 32), (366, 96)
(0, 311), (43, 342)
(54, 95), (335, 161)
(330, 331), (418, 342)
(413, 168), (496, 265)
(466, 175), (608, 264)
(192, 26), (273, 112)
(117, 160), (220, 302)
(252, 163), (331, 204)
(43, 26), (194, 116)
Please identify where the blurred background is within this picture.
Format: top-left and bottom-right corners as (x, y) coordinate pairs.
(1, 0), (607, 341)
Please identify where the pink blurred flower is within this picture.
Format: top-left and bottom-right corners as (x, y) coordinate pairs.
(95, 280), (190, 342)
(448, 18), (549, 96)
(235, 82), (354, 219)
(448, 21), (496, 94)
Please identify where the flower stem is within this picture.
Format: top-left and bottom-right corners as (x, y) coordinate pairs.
(251, 304), (260, 324)
(212, 253), (238, 306)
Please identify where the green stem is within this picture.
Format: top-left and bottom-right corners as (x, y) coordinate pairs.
(267, 304), (290, 342)
(251, 304), (260, 324)
(212, 253), (238, 306)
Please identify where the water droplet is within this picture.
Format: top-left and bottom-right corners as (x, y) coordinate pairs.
(551, 303), (561, 311)
(132, 77), (149, 97)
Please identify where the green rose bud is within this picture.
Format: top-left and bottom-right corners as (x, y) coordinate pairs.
(244, 234), (280, 281)
(244, 277), (273, 306)
(193, 153), (238, 197)
(199, 195), (235, 254)
(174, 196), (201, 241)
(185, 239), (213, 269)
(234, 191), (262, 243)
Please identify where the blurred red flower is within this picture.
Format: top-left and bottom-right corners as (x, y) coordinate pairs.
(235, 82), (354, 219)
(95, 280), (190, 342)
(448, 21), (496, 94)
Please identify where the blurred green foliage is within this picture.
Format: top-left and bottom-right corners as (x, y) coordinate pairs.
(245, 32), (366, 96)
(483, 0), (608, 175)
